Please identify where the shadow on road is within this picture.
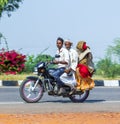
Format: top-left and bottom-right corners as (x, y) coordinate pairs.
(37, 99), (106, 103)
(85, 99), (106, 103)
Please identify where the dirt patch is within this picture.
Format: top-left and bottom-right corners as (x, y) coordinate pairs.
(0, 112), (120, 124)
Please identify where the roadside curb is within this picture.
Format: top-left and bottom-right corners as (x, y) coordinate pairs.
(0, 80), (23, 86)
(0, 80), (120, 87)
(94, 80), (120, 87)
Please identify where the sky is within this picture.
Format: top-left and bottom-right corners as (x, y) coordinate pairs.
(0, 0), (120, 62)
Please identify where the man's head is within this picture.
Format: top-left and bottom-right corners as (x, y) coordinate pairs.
(56, 37), (64, 49)
(64, 39), (73, 50)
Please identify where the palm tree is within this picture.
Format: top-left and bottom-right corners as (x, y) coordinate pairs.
(0, 0), (23, 17)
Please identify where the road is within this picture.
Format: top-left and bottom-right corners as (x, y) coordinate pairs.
(0, 87), (120, 113)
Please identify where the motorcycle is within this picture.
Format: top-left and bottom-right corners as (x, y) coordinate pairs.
(19, 61), (90, 103)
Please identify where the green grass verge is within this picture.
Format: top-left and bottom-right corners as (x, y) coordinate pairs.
(0, 73), (35, 80)
(92, 75), (120, 80)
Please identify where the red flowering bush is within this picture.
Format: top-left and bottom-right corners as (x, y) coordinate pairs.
(0, 50), (26, 74)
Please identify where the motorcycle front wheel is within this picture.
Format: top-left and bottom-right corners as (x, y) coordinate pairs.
(69, 90), (89, 103)
(19, 78), (43, 103)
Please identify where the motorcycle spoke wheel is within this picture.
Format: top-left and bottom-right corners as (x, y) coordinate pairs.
(69, 90), (89, 103)
(20, 79), (43, 103)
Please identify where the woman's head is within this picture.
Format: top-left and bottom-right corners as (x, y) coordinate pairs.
(76, 41), (87, 51)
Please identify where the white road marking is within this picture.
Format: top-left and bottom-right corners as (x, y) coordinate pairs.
(0, 102), (24, 104)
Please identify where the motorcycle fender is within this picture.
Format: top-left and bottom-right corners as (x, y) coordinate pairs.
(26, 76), (43, 85)
(26, 76), (39, 81)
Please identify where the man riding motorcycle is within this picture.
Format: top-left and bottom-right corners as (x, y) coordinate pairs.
(19, 39), (93, 103)
(52, 37), (70, 95)
(60, 39), (78, 95)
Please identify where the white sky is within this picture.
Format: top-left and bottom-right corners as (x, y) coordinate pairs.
(0, 0), (120, 62)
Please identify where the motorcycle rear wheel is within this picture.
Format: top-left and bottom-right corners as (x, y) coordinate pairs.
(69, 90), (89, 103)
(19, 78), (43, 103)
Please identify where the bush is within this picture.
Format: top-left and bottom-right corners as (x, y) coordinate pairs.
(23, 54), (54, 73)
(23, 55), (36, 73)
(96, 57), (120, 78)
(0, 49), (26, 74)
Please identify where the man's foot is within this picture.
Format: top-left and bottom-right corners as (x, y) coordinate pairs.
(48, 90), (54, 95)
(58, 88), (66, 95)
(69, 88), (76, 95)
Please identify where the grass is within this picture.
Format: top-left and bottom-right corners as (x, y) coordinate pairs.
(0, 73), (35, 80)
(92, 75), (120, 80)
(0, 73), (120, 81)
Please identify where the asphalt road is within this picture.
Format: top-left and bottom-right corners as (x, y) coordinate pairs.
(0, 87), (120, 113)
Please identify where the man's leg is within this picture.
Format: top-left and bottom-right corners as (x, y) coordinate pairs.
(52, 67), (65, 89)
(60, 72), (76, 95)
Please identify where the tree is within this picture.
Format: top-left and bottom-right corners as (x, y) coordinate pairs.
(95, 38), (120, 78)
(0, 0), (8, 16)
(0, 33), (26, 74)
(0, 0), (23, 17)
(96, 57), (120, 78)
(107, 38), (120, 63)
(24, 54), (53, 73)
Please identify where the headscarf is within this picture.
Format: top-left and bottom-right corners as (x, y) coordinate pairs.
(76, 41), (87, 51)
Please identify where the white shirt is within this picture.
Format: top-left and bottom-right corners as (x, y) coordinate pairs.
(55, 47), (69, 68)
(68, 48), (78, 71)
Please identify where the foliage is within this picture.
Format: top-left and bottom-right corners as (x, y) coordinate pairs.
(95, 57), (120, 78)
(0, 0), (7, 16)
(95, 38), (120, 78)
(34, 54), (53, 63)
(0, 49), (26, 74)
(23, 55), (36, 73)
(0, 0), (8, 16)
(107, 38), (120, 63)
(24, 54), (53, 73)
(0, 0), (23, 17)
